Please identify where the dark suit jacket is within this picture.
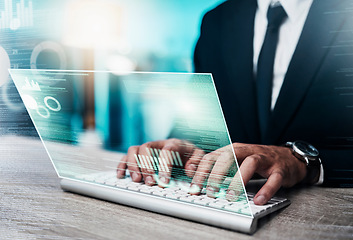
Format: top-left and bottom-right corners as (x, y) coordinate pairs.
(194, 0), (353, 186)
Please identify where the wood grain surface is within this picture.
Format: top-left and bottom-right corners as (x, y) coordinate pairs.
(1, 136), (352, 240)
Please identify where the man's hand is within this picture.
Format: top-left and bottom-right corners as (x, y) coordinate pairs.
(118, 140), (308, 206)
(117, 138), (205, 186)
(191, 143), (307, 205)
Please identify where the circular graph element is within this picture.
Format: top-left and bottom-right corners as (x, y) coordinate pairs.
(31, 41), (67, 70)
(30, 41), (67, 82)
(36, 105), (50, 119)
(44, 96), (61, 112)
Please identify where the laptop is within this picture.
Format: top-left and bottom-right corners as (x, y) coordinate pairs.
(9, 69), (290, 234)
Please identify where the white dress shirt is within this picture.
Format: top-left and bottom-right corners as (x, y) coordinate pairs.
(254, 0), (313, 110)
(254, 0), (324, 184)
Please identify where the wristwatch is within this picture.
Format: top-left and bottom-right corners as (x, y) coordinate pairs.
(285, 141), (322, 184)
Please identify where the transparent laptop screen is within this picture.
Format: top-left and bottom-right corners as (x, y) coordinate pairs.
(10, 69), (251, 216)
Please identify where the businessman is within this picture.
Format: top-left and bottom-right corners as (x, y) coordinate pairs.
(117, 0), (353, 205)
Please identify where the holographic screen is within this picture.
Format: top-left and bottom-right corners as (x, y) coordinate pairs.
(9, 69), (251, 216)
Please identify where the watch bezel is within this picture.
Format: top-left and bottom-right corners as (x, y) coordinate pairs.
(286, 141), (321, 166)
(292, 140), (319, 159)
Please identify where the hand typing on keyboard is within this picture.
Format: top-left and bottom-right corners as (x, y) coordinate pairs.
(117, 138), (205, 186)
(190, 143), (307, 205)
(116, 139), (244, 201)
(117, 139), (307, 206)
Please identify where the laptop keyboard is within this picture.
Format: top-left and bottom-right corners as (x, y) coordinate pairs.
(77, 171), (285, 216)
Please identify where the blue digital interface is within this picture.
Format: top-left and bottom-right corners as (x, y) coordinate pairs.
(0, 0), (225, 136)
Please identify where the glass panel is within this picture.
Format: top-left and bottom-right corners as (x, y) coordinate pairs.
(10, 69), (251, 216)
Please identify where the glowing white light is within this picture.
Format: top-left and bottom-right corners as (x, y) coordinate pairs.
(108, 55), (136, 74)
(62, 0), (122, 49)
(22, 94), (38, 110)
(178, 100), (194, 114)
(10, 18), (20, 30)
(0, 45), (10, 87)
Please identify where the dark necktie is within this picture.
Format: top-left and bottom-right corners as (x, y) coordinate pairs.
(256, 4), (287, 141)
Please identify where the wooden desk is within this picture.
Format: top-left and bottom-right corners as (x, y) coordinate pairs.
(1, 136), (352, 239)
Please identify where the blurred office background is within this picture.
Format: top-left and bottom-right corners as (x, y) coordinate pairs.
(0, 0), (225, 150)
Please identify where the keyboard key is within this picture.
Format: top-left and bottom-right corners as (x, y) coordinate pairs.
(82, 176), (96, 181)
(193, 198), (211, 206)
(152, 191), (166, 197)
(140, 188), (153, 194)
(175, 190), (188, 195)
(217, 199), (230, 204)
(165, 187), (181, 192)
(115, 181), (129, 188)
(179, 196), (194, 202)
(224, 203), (243, 213)
(165, 193), (180, 200)
(151, 186), (162, 191)
(127, 185), (140, 191)
(208, 201), (226, 209)
(249, 202), (268, 214)
(95, 178), (106, 184)
(130, 182), (143, 186)
(105, 180), (118, 186)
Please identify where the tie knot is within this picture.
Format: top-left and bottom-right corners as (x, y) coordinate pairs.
(267, 4), (287, 31)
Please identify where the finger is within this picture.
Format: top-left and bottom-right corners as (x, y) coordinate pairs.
(125, 146), (143, 183)
(226, 155), (260, 202)
(189, 151), (220, 195)
(156, 138), (191, 186)
(253, 171), (283, 205)
(117, 155), (127, 178)
(144, 139), (193, 159)
(238, 155), (261, 185)
(184, 148), (205, 178)
(206, 146), (235, 197)
(151, 139), (194, 187)
(137, 144), (157, 186)
(158, 140), (181, 186)
(156, 148), (174, 187)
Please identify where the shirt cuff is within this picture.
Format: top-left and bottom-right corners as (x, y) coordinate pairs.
(315, 164), (324, 185)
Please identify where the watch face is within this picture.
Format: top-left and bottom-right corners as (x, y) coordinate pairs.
(294, 141), (319, 157)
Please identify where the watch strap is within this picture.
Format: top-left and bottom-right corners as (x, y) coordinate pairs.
(303, 158), (321, 184)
